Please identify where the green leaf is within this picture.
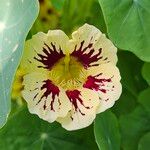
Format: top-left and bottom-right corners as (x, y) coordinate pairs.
(61, 0), (106, 34)
(0, 107), (98, 150)
(98, 0), (150, 61)
(119, 106), (150, 150)
(61, 0), (93, 34)
(51, 0), (65, 10)
(112, 51), (147, 117)
(0, 0), (39, 128)
(117, 51), (146, 97)
(85, 0), (107, 33)
(138, 88), (150, 113)
(112, 87), (137, 117)
(94, 110), (121, 150)
(138, 132), (150, 150)
(142, 63), (150, 85)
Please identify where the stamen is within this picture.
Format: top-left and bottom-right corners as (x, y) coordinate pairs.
(47, 56), (87, 90)
(64, 54), (70, 74)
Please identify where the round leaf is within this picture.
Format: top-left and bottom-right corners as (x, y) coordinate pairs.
(138, 88), (150, 113)
(0, 0), (39, 128)
(138, 132), (150, 150)
(94, 110), (121, 150)
(119, 106), (150, 150)
(117, 51), (146, 96)
(112, 87), (137, 117)
(0, 107), (98, 150)
(98, 0), (150, 61)
(142, 63), (150, 85)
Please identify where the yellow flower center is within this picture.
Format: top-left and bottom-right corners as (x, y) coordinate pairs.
(49, 55), (87, 90)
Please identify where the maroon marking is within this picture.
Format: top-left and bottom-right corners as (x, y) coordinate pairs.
(66, 90), (90, 116)
(71, 40), (103, 69)
(105, 98), (109, 102)
(28, 60), (32, 63)
(83, 74), (113, 93)
(70, 116), (73, 121)
(35, 80), (60, 111)
(104, 57), (108, 61)
(41, 80), (60, 111)
(30, 87), (39, 92)
(68, 110), (74, 121)
(43, 100), (47, 110)
(33, 93), (38, 100)
(34, 42), (65, 70)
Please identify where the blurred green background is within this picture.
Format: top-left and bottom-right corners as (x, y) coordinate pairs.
(0, 0), (150, 149)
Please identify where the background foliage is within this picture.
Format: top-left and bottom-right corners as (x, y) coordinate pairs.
(0, 0), (150, 149)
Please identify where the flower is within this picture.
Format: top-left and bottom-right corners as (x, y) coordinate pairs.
(21, 24), (122, 130)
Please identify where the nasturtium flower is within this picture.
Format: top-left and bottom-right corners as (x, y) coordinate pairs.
(21, 24), (122, 130)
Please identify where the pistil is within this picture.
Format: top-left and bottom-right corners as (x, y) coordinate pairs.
(64, 53), (71, 79)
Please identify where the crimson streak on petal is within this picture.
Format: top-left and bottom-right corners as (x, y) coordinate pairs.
(83, 74), (113, 93)
(71, 40), (102, 69)
(36, 80), (60, 111)
(34, 42), (65, 70)
(66, 90), (90, 116)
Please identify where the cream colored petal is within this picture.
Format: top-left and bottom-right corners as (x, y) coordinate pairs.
(69, 23), (117, 68)
(97, 81), (122, 113)
(85, 63), (122, 113)
(47, 30), (69, 52)
(22, 72), (71, 123)
(57, 88), (100, 131)
(21, 30), (69, 73)
(20, 32), (47, 73)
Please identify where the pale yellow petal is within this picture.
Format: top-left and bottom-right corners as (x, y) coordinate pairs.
(57, 88), (100, 130)
(85, 63), (122, 113)
(21, 30), (69, 73)
(69, 23), (117, 68)
(22, 72), (71, 122)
